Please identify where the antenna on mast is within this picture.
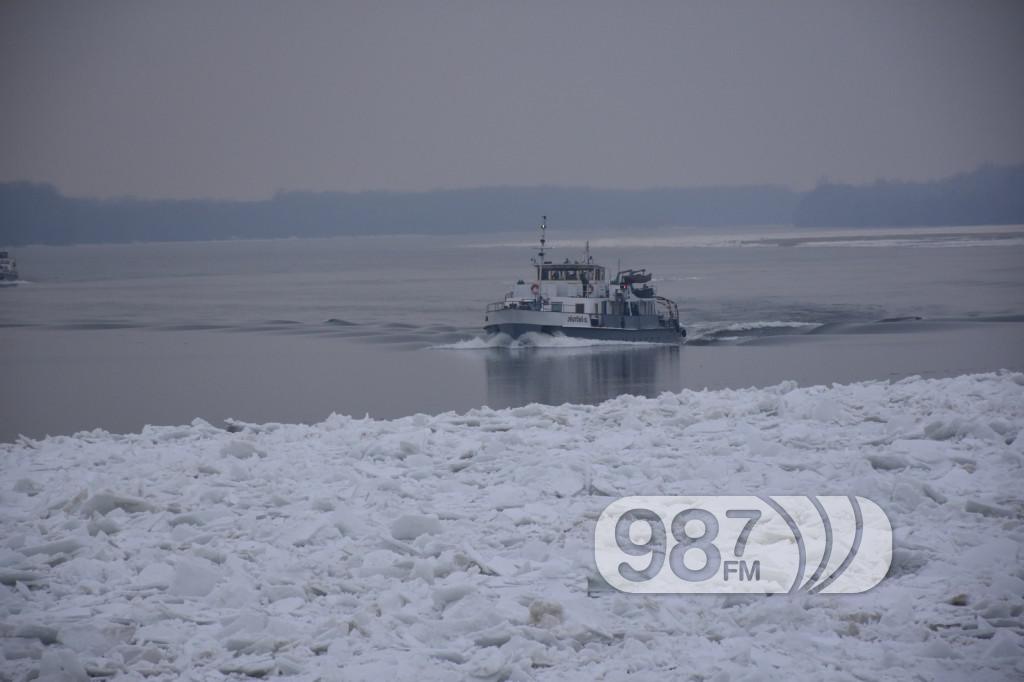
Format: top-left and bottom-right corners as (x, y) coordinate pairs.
(538, 216), (547, 262)
(585, 240), (591, 264)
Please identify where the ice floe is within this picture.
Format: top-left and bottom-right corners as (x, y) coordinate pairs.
(1, 372), (1022, 679)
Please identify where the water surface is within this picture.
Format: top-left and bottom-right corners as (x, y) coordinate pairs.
(2, 225), (1022, 440)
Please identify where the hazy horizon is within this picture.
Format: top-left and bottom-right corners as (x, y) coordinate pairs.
(4, 160), (1024, 203)
(3, 162), (1022, 246)
(2, 1), (1023, 200)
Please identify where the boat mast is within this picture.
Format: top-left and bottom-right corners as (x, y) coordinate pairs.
(538, 216), (547, 263)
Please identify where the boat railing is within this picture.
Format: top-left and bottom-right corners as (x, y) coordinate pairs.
(487, 299), (588, 314)
(492, 296), (680, 322)
(487, 300), (538, 313)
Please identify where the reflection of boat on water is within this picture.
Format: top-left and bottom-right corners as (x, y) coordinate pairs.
(0, 251), (18, 285)
(483, 344), (681, 409)
(484, 218), (685, 343)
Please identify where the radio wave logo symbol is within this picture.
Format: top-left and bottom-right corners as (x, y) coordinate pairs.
(594, 496), (892, 594)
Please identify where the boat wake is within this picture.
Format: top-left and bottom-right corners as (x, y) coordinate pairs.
(685, 320), (821, 344)
(432, 331), (663, 350)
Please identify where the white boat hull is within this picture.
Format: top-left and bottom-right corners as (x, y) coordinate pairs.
(484, 308), (684, 343)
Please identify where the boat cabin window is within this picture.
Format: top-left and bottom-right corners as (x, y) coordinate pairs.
(538, 265), (605, 281)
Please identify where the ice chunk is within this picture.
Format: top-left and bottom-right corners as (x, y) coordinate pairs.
(432, 584), (475, 610)
(985, 630), (1023, 659)
(866, 453), (910, 471)
(58, 622), (135, 657)
(87, 514), (121, 536)
(38, 649), (89, 681)
(264, 584), (305, 602)
(2, 638), (43, 661)
(14, 624), (60, 645)
(276, 655), (304, 675)
(221, 440), (266, 459)
(210, 579), (258, 608)
(411, 558), (436, 583)
(13, 478), (41, 496)
(919, 639), (956, 659)
(922, 483), (948, 505)
(312, 497), (336, 512)
(269, 596), (305, 614)
(168, 511), (220, 527)
(282, 520), (327, 547)
(390, 514), (441, 540)
(80, 492), (154, 516)
(228, 461), (252, 481)
(330, 507), (368, 537)
(527, 599), (564, 627)
(21, 538), (85, 557)
(965, 500), (1015, 518)
(218, 655), (277, 677)
(487, 485), (527, 510)
(170, 557), (220, 597)
(136, 562), (174, 589)
(218, 611), (269, 641)
(924, 417), (1001, 442)
(0, 568), (44, 586)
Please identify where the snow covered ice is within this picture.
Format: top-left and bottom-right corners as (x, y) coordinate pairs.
(1, 373), (1023, 680)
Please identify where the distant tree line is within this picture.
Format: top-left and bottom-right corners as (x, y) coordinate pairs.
(0, 184), (798, 245)
(794, 163), (1024, 228)
(0, 164), (1021, 245)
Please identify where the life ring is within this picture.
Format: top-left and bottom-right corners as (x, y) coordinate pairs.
(530, 282), (540, 295)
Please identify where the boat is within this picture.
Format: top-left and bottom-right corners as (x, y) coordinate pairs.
(0, 251), (18, 284)
(484, 218), (685, 343)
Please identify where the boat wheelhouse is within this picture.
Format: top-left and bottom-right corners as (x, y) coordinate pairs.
(0, 251), (18, 283)
(483, 218), (684, 343)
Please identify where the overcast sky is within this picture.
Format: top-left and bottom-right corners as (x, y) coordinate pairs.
(2, 1), (1022, 200)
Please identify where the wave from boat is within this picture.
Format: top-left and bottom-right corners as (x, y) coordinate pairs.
(686, 320), (822, 344)
(433, 331), (663, 350)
